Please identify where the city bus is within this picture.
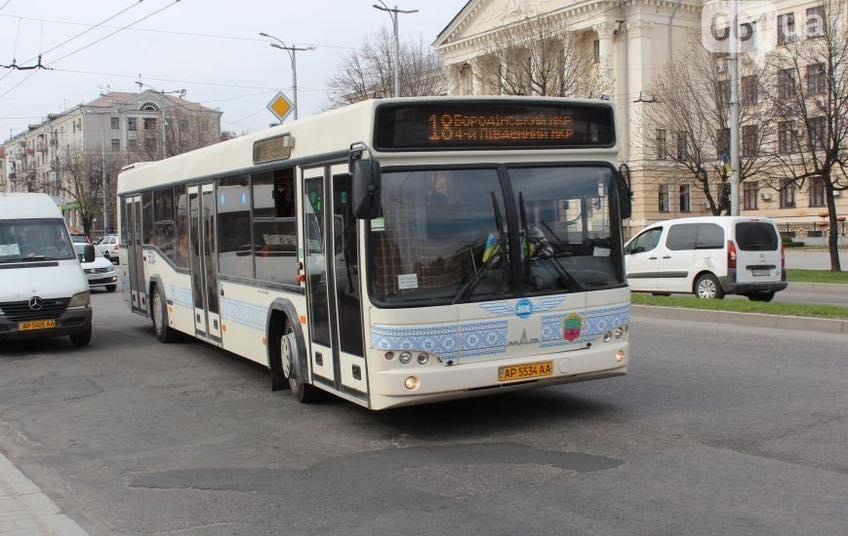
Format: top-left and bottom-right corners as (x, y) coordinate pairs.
(116, 97), (632, 410)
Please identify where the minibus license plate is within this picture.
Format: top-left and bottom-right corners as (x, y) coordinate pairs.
(498, 361), (553, 382)
(752, 269), (770, 276)
(18, 319), (56, 331)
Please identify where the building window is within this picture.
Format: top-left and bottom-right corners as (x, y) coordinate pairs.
(110, 116), (119, 130)
(676, 131), (688, 160)
(809, 116), (826, 149)
(656, 129), (667, 160)
(593, 40), (600, 63)
(806, 6), (824, 38)
(679, 184), (691, 213)
(808, 177), (825, 207)
(778, 121), (797, 153)
(743, 181), (759, 210)
(127, 117), (137, 131)
(252, 168), (298, 285)
(807, 63), (826, 95)
(128, 139), (137, 151)
(717, 128), (731, 159)
(217, 175), (253, 278)
(658, 184), (671, 213)
(741, 75), (758, 106)
(777, 12), (796, 45)
(143, 118), (157, 131)
(717, 79), (730, 108)
(778, 68), (795, 99)
(780, 179), (796, 208)
(742, 124), (758, 157)
(111, 139), (120, 151)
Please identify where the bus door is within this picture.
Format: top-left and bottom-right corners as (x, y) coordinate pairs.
(124, 194), (147, 315)
(302, 165), (367, 399)
(188, 183), (222, 342)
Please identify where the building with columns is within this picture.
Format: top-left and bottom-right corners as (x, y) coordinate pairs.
(433, 0), (847, 242)
(3, 90), (222, 233)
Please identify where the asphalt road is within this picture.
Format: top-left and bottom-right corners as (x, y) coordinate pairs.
(0, 292), (846, 536)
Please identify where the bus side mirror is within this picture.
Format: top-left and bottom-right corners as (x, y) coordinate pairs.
(616, 173), (632, 220)
(352, 159), (381, 219)
(82, 244), (95, 263)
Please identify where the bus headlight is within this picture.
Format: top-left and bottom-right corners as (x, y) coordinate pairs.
(399, 351), (412, 364)
(603, 331), (612, 343)
(417, 353), (429, 365)
(384, 351), (395, 361)
(68, 291), (90, 308)
(614, 327), (624, 339)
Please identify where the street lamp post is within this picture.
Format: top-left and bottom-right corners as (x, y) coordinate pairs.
(372, 1), (418, 98)
(259, 33), (315, 120)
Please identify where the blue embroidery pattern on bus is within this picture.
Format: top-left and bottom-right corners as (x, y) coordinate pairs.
(540, 303), (630, 348)
(371, 319), (508, 360)
(220, 298), (267, 330)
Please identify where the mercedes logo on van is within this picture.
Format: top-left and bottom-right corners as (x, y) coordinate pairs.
(28, 296), (43, 311)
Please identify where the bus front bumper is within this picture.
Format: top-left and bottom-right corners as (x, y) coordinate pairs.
(368, 341), (628, 410)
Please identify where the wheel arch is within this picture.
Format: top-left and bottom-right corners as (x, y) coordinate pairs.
(266, 299), (307, 391)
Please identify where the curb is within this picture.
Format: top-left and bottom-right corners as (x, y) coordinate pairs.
(631, 305), (847, 335)
(787, 282), (848, 290)
(0, 452), (88, 536)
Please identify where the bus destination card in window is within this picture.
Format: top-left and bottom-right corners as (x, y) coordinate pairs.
(374, 101), (614, 151)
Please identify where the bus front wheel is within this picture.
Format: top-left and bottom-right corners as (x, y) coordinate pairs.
(281, 322), (322, 403)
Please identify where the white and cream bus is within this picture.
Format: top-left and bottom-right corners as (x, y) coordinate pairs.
(117, 97), (633, 410)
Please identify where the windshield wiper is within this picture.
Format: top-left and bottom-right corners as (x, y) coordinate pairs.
(452, 192), (507, 304)
(517, 192), (583, 292)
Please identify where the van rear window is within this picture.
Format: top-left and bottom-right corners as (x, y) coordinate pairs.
(736, 222), (778, 251)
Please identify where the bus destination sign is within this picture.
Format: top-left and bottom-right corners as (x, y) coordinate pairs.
(374, 101), (614, 151)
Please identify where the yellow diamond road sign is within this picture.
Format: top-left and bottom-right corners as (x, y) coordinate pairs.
(267, 92), (293, 122)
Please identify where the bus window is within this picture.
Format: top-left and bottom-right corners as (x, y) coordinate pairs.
(253, 169), (298, 285)
(217, 175), (253, 278)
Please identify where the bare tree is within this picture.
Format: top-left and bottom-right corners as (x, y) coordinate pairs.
(763, 0), (848, 271)
(476, 16), (611, 98)
(56, 149), (108, 236)
(642, 45), (776, 215)
(327, 28), (445, 107)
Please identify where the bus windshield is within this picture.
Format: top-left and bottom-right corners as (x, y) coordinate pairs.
(369, 166), (623, 306)
(0, 219), (76, 263)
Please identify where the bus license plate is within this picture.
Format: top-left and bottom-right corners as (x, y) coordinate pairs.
(498, 361), (554, 382)
(18, 319), (56, 331)
(752, 269), (770, 277)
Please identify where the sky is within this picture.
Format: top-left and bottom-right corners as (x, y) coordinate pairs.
(0, 0), (467, 141)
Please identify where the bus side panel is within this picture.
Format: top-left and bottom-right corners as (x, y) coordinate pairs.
(144, 249), (195, 336)
(218, 279), (308, 368)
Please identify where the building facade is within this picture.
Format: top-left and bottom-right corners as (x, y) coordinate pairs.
(3, 90), (222, 233)
(433, 0), (847, 241)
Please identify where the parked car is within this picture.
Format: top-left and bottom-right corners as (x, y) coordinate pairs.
(75, 243), (118, 292)
(95, 234), (120, 263)
(0, 193), (93, 346)
(70, 233), (90, 244)
(624, 216), (787, 301)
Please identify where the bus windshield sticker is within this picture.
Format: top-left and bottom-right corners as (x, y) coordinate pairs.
(0, 243), (21, 257)
(398, 273), (419, 290)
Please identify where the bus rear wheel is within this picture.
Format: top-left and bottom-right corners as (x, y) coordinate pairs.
(281, 322), (322, 403)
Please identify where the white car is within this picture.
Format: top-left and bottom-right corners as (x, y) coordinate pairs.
(95, 234), (119, 263)
(624, 216), (787, 301)
(75, 243), (118, 292)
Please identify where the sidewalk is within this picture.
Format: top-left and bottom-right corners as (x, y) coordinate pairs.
(0, 452), (87, 536)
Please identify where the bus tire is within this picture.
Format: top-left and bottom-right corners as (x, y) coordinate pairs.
(281, 321), (322, 403)
(151, 284), (179, 343)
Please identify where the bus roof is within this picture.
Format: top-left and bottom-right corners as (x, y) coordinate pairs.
(117, 96), (616, 194)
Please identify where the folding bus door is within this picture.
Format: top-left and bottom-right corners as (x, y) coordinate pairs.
(125, 194), (147, 315)
(187, 183), (222, 342)
(302, 165), (367, 400)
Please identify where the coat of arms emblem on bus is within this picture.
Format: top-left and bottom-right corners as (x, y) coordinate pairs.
(562, 312), (583, 342)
